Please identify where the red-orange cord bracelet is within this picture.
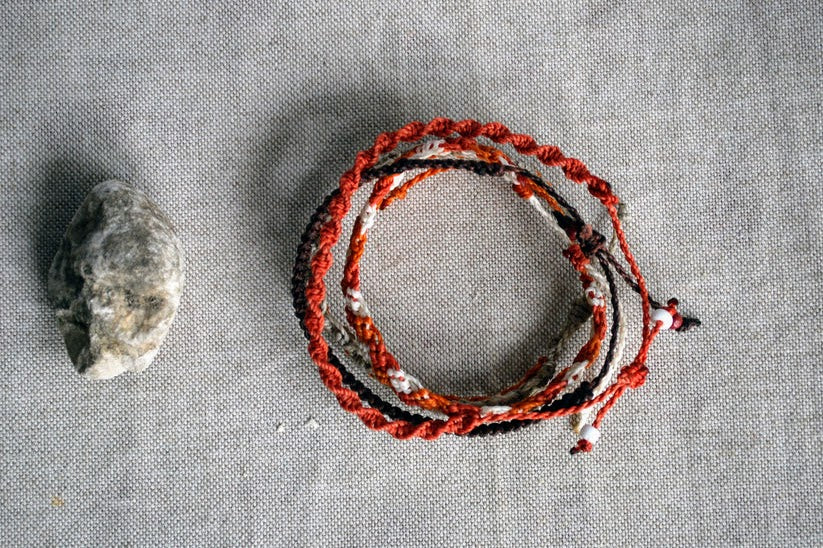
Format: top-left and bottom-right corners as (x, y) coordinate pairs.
(291, 118), (699, 454)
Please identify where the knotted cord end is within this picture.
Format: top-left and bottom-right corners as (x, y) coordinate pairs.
(570, 439), (594, 455)
(570, 424), (600, 455)
(675, 315), (701, 332)
(655, 298), (700, 333)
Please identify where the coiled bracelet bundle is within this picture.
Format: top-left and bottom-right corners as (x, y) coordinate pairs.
(291, 118), (699, 454)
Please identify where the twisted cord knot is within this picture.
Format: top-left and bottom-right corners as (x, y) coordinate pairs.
(623, 363), (649, 390)
(569, 439), (594, 455)
(577, 224), (607, 257)
(661, 297), (702, 333)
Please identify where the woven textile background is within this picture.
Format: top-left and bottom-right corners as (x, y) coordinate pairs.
(1, 1), (821, 546)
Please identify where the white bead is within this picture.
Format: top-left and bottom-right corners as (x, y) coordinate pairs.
(580, 424), (601, 444)
(651, 308), (674, 330)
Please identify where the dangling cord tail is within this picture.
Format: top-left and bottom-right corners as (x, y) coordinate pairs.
(570, 203), (630, 434)
(569, 265), (696, 454)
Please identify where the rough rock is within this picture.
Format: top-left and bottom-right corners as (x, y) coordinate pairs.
(48, 180), (184, 380)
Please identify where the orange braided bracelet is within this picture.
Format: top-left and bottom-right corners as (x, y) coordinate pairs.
(291, 118), (699, 454)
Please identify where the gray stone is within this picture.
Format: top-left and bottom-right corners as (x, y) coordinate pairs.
(48, 180), (184, 380)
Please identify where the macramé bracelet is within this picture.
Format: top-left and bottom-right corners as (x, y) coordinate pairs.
(291, 118), (699, 454)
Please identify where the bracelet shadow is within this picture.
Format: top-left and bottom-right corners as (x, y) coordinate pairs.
(31, 107), (135, 302)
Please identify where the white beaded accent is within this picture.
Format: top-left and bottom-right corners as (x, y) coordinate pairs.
(579, 424), (601, 444)
(651, 307), (674, 330)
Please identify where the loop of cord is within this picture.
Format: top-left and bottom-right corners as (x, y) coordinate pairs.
(291, 118), (699, 454)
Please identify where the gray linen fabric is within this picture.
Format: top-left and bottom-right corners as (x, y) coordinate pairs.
(1, 1), (821, 546)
